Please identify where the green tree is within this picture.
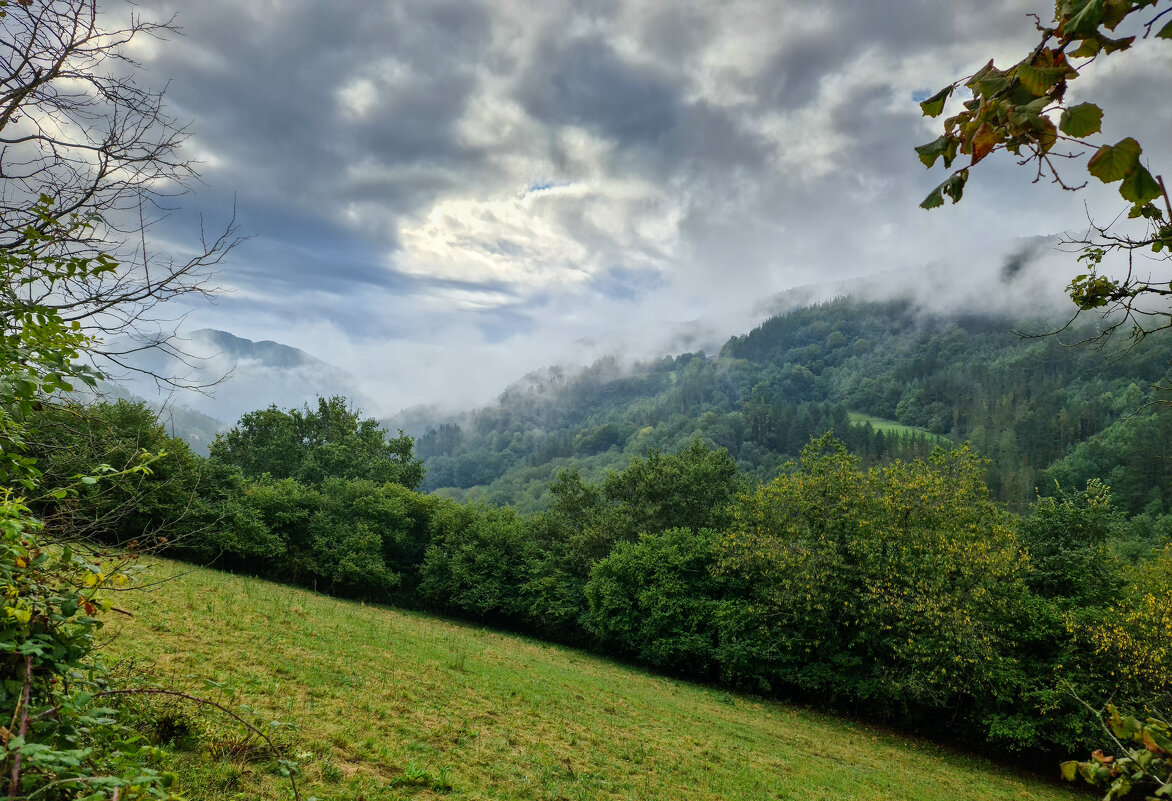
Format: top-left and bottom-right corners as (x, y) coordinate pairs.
(718, 437), (1027, 722)
(582, 527), (726, 675)
(917, 0), (1172, 341)
(599, 438), (746, 542)
(22, 399), (213, 547)
(211, 395), (425, 489)
(0, 200), (182, 798)
(0, 1), (296, 795)
(419, 500), (533, 622)
(1020, 479), (1122, 606)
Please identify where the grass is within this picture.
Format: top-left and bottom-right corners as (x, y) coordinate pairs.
(110, 559), (1081, 801)
(848, 411), (952, 442)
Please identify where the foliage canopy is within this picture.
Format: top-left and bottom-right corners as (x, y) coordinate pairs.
(210, 395), (426, 490)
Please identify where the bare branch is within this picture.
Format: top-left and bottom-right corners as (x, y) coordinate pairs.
(0, 0), (243, 389)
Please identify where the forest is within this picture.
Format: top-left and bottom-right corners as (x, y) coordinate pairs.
(404, 297), (1172, 527)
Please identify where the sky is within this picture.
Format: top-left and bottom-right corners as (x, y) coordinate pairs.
(115, 0), (1172, 417)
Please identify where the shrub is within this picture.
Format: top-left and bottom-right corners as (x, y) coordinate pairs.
(583, 527), (725, 675)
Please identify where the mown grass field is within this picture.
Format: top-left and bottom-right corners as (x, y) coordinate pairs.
(110, 559), (1081, 801)
(847, 412), (952, 443)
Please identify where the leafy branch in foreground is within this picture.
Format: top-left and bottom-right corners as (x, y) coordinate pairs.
(1061, 703), (1171, 799)
(0, 0), (242, 389)
(917, 0), (1172, 343)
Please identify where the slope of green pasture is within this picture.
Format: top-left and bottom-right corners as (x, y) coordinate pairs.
(111, 560), (1080, 801)
(847, 411), (952, 442)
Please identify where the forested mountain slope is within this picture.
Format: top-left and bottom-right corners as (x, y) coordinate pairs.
(392, 297), (1172, 513)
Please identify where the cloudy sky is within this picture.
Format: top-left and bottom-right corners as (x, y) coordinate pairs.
(117, 0), (1172, 415)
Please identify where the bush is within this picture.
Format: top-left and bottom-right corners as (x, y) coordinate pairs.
(583, 527), (725, 675)
(419, 501), (534, 622)
(24, 399), (212, 548)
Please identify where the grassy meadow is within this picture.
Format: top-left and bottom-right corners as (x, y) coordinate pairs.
(109, 559), (1082, 801)
(846, 412), (952, 442)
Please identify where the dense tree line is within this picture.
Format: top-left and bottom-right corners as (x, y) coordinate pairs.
(22, 395), (1171, 766)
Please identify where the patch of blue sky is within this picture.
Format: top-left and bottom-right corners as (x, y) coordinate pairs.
(525, 179), (569, 194)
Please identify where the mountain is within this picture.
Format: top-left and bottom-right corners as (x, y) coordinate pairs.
(389, 295), (1172, 515)
(113, 329), (373, 427)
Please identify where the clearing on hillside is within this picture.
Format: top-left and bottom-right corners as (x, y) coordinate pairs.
(847, 411), (952, 443)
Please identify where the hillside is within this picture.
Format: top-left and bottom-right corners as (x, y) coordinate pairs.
(112, 559), (1081, 801)
(392, 297), (1172, 514)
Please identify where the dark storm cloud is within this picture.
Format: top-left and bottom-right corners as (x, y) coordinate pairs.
(145, 0), (493, 216)
(516, 34), (682, 145)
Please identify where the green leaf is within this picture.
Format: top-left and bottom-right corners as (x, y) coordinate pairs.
(1059, 102), (1103, 138)
(1065, 0), (1106, 37)
(920, 185), (945, 210)
(1087, 137), (1142, 183)
(1016, 64), (1065, 96)
(1097, 33), (1134, 53)
(1101, 0), (1132, 30)
(920, 85), (953, 118)
(1010, 96), (1051, 128)
(915, 135), (953, 168)
(978, 74), (1012, 97)
(1158, 19), (1172, 39)
(1120, 164), (1162, 204)
(1059, 761), (1079, 781)
(1109, 711), (1144, 740)
(942, 170), (969, 204)
(920, 171), (969, 210)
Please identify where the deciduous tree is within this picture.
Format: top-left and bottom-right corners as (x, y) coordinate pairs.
(210, 395), (426, 490)
(0, 0), (240, 381)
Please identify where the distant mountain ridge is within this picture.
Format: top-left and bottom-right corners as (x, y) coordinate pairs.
(190, 329), (328, 370)
(116, 329), (373, 428)
(389, 294), (1172, 515)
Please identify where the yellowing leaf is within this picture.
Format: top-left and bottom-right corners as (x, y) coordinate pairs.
(1016, 64), (1065, 96)
(970, 123), (998, 164)
(1037, 116), (1058, 154)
